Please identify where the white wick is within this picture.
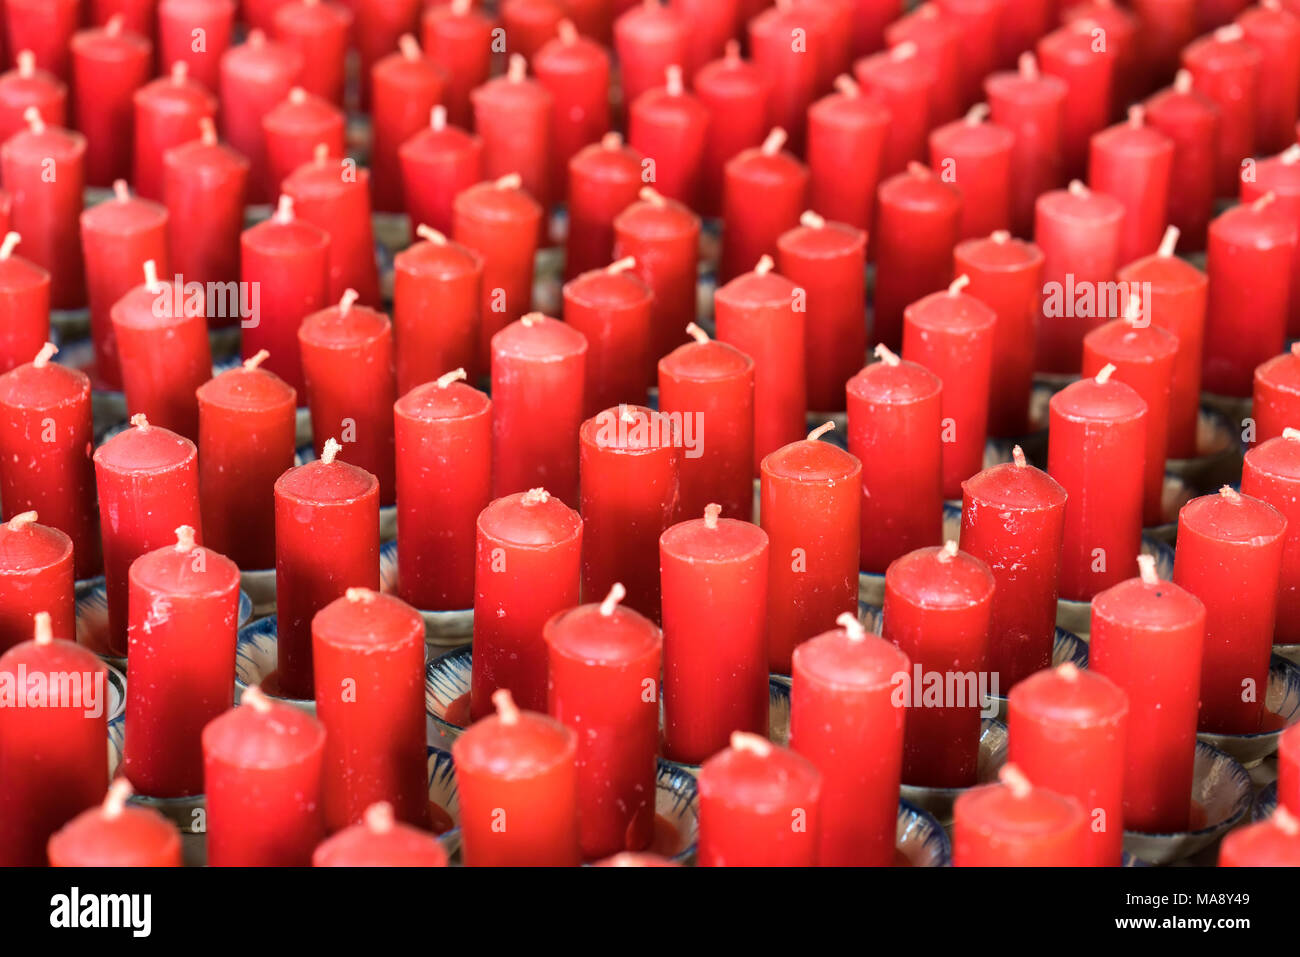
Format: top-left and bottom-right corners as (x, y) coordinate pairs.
(999, 763), (1032, 798)
(339, 288), (359, 315)
(1137, 553), (1158, 585)
(703, 503), (721, 529)
(7, 510), (37, 530)
(665, 64), (683, 97)
(507, 53), (527, 83)
(142, 259), (161, 293)
(949, 274), (971, 296)
(685, 322), (709, 344)
(937, 540), (959, 563)
(761, 127), (787, 156)
(32, 341), (55, 366)
(0, 232), (21, 260)
(496, 173), (523, 190)
(1012, 445), (1027, 468)
(130, 413), (150, 431)
(836, 611), (865, 643)
(102, 778), (132, 820)
(436, 368), (467, 387)
(799, 210), (825, 229)
(416, 224), (447, 245)
(1219, 485), (1241, 502)
(243, 684), (273, 713)
(730, 731), (773, 757)
(364, 801), (395, 833)
(607, 256), (636, 274)
(1094, 363), (1117, 384)
(1158, 225), (1180, 257)
(754, 255), (774, 276)
(834, 74), (859, 97)
(174, 525), (196, 552)
(33, 611), (51, 645)
(520, 311), (543, 327)
(599, 583), (626, 616)
(431, 105), (446, 131)
(874, 343), (900, 366)
(1284, 427), (1300, 441)
(1018, 52), (1038, 79)
(1057, 661), (1081, 682)
(320, 437), (342, 464)
(22, 106), (44, 135)
(1127, 104), (1144, 128)
(807, 421), (835, 442)
(493, 688), (520, 725)
(639, 186), (666, 206)
(521, 487), (551, 505)
(244, 349), (270, 370)
(965, 103), (990, 125)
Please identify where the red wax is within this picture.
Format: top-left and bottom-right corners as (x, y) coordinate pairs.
(952, 770), (1090, 866)
(670, 0), (736, 76)
(0, 354), (98, 579)
(262, 89), (346, 199)
(748, 2), (822, 153)
(245, 0), (297, 33)
(0, 238), (48, 377)
(1243, 435), (1300, 646)
(564, 134), (642, 281)
(847, 351), (944, 574)
(984, 54), (1068, 238)
(70, 18), (152, 189)
(1088, 108), (1175, 266)
(850, 0), (902, 58)
(421, 0), (494, 130)
(628, 66), (709, 213)
(697, 735), (822, 866)
(614, 0), (687, 120)
(1, 111), (85, 310)
(660, 509), (768, 764)
(806, 77), (888, 233)
(370, 36), (445, 215)
(534, 22), (611, 204)
(0, 52), (66, 147)
(491, 314), (587, 505)
(1062, 0), (1139, 114)
(1219, 812), (1300, 866)
(110, 267), (211, 441)
(1008, 666), (1128, 866)
(715, 260), (805, 470)
(928, 109), (1013, 240)
(545, 594), (662, 859)
(903, 285), (996, 500)
(203, 690), (326, 865)
(886, 2), (963, 125)
(399, 107), (483, 241)
(1090, 567), (1205, 833)
(931, 0), (1005, 108)
(163, 119), (249, 294)
(719, 129), (808, 284)
(133, 64), (218, 205)
(693, 42), (771, 219)
(1034, 183), (1124, 374)
(1281, 723), (1299, 814)
(4, 0), (79, 81)
(218, 30), (304, 205)
(854, 42), (937, 178)
(1203, 197), (1297, 397)
(0, 625), (108, 866)
(1143, 71), (1219, 253)
(48, 788), (183, 867)
(352, 0), (422, 110)
(791, 616), (908, 866)
(1237, 4), (1300, 155)
(472, 55), (555, 215)
(872, 163), (961, 352)
(158, 0), (236, 94)
(1243, 148), (1300, 339)
(88, 0), (158, 44)
(313, 802), (449, 866)
(502, 0), (563, 60)
(394, 376), (491, 610)
(197, 359), (297, 570)
(452, 693), (581, 866)
(564, 263), (654, 416)
(612, 188), (700, 373)
(473, 490), (582, 715)
(1255, 345), (1300, 447)
(884, 543), (994, 787)
(392, 229), (483, 390)
(997, 0), (1052, 68)
(124, 528), (240, 797)
(0, 514), (73, 651)
(657, 335), (754, 523)
(1036, 22), (1117, 182)
(1132, 0), (1198, 94)
(453, 177), (544, 359)
(565, 0), (615, 42)
(1183, 25), (1260, 198)
(272, 0), (352, 108)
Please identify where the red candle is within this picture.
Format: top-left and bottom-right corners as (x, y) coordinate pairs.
(1090, 555), (1205, 833)
(847, 346), (944, 574)
(0, 233), (47, 377)
(697, 732), (822, 866)
(747, 0), (821, 153)
(0, 51), (66, 147)
(1183, 24), (1260, 198)
(850, 0), (902, 58)
(272, 0), (353, 108)
(399, 106), (482, 241)
(612, 187), (699, 374)
(132, 63), (218, 205)
(1062, 0), (1140, 114)
(454, 175), (544, 360)
(628, 65), (709, 213)
(1243, 146), (1300, 340)
(886, 2), (962, 125)
(614, 0), (688, 120)
(369, 35), (445, 215)
(564, 133), (642, 282)
(790, 612), (908, 866)
(1219, 807), (1300, 866)
(0, 614), (108, 866)
(394, 370), (490, 610)
(929, 0), (1004, 106)
(452, 689), (581, 866)
(719, 128), (808, 284)
(1133, 0), (1198, 95)
(0, 345), (99, 580)
(0, 511), (73, 652)
(421, 0), (494, 130)
(872, 162), (961, 352)
(245, 0), (298, 33)
(805, 76), (887, 234)
(1282, 723), (1300, 814)
(203, 685), (326, 865)
(123, 525), (239, 798)
(1036, 21), (1117, 183)
(163, 118), (249, 295)
(692, 41), (771, 219)
(984, 53), (1067, 239)
(657, 326), (754, 523)
(94, 416), (203, 658)
(927, 105), (1013, 241)
(263, 88), (346, 199)
(1242, 432), (1300, 646)
(196, 353), (297, 571)
(1255, 344), (1300, 447)
(563, 259), (653, 416)
(392, 226), (482, 391)
(533, 20), (611, 204)
(1008, 663), (1128, 866)
(1236, 2), (1300, 156)
(158, 0), (236, 95)
(952, 764), (1090, 866)
(313, 801), (448, 866)
(4, 0), (79, 81)
(353, 0), (422, 110)
(670, 0), (736, 76)
(70, 17), (152, 189)
(472, 54), (555, 216)
(1, 108), (85, 310)
(1088, 106), (1175, 266)
(854, 42), (937, 179)
(1203, 194), (1297, 398)
(218, 30), (304, 205)
(502, 0), (564, 60)
(997, 0), (1052, 68)
(1142, 70), (1219, 254)
(47, 780), (183, 867)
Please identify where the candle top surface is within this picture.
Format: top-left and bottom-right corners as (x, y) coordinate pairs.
(1008, 666), (1128, 729)
(1183, 31), (1263, 69)
(0, 358), (88, 410)
(94, 423), (196, 474)
(728, 146), (808, 186)
(929, 116), (1014, 155)
(48, 803), (181, 867)
(847, 356), (943, 405)
(614, 0), (686, 35)
(660, 515), (768, 565)
(564, 269), (653, 310)
(614, 195), (700, 240)
(402, 121), (480, 158)
(659, 338), (753, 381)
(1145, 80), (1217, 121)
(275, 457), (379, 505)
(1252, 152), (1300, 195)
(274, 0), (352, 29)
(581, 405), (679, 454)
(1049, 377), (1146, 425)
(312, 817), (449, 867)
(266, 98), (344, 129)
(72, 24), (152, 57)
(242, 214), (330, 254)
(394, 236), (482, 279)
(954, 234), (1044, 272)
(0, 632), (105, 680)
(1256, 349), (1300, 391)
(471, 71), (553, 110)
(1219, 817), (1300, 866)
(535, 28), (609, 71)
(792, 626), (910, 692)
(716, 269), (796, 308)
(452, 709), (575, 780)
(983, 67), (1068, 103)
(1091, 117), (1175, 158)
(203, 695), (326, 768)
(112, 280), (206, 329)
(284, 155), (370, 198)
(697, 741), (821, 812)
(569, 140), (642, 184)
(298, 303), (390, 349)
(1246, 433), (1300, 480)
(878, 169), (961, 213)
(855, 46), (937, 85)
(955, 780), (1084, 835)
(809, 86), (890, 126)
(222, 34), (304, 74)
(694, 52), (771, 97)
(197, 364), (297, 412)
(478, 491), (582, 548)
(0, 519), (71, 570)
(395, 379), (490, 423)
(138, 70), (217, 110)
(1036, 187), (1125, 226)
(82, 193), (169, 235)
(961, 460), (1067, 511)
(886, 545), (995, 609)
(761, 437), (860, 483)
(1211, 201), (1299, 247)
(373, 46), (445, 81)
(131, 537), (240, 599)
(0, 253), (48, 290)
(1039, 22), (1117, 60)
(454, 179), (544, 223)
(1083, 319), (1179, 364)
(1177, 491), (1286, 544)
(1, 123), (85, 162)
(164, 136), (250, 175)
(544, 602), (662, 666)
(777, 220), (866, 260)
(313, 590), (424, 651)
(492, 314), (587, 360)
(1091, 576), (1205, 632)
(1116, 251), (1207, 291)
(633, 84), (710, 124)
(906, 290), (997, 335)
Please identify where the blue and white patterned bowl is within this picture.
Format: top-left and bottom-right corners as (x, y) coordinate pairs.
(897, 718), (1009, 828)
(234, 615), (316, 713)
(897, 800), (951, 868)
(1253, 781), (1278, 823)
(378, 540), (474, 650)
(106, 663), (125, 777)
(1196, 655), (1300, 768)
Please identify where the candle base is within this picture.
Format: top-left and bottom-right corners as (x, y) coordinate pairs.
(1252, 780), (1278, 823)
(1196, 655), (1300, 768)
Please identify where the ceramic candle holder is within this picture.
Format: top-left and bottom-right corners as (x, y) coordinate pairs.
(377, 540), (474, 650)
(234, 615), (316, 713)
(1195, 655), (1300, 768)
(106, 663), (125, 776)
(1166, 405), (1241, 491)
(1144, 472), (1198, 546)
(1252, 780), (1278, 822)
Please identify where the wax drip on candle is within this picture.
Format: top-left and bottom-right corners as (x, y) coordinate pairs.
(173, 524), (197, 553)
(800, 210), (826, 229)
(949, 274), (971, 296)
(998, 763), (1032, 798)
(22, 107), (44, 135)
(1214, 24), (1245, 43)
(907, 161), (930, 179)
(143, 259), (162, 294)
(113, 180), (131, 203)
(1094, 362), (1117, 384)
(1018, 52), (1039, 80)
(754, 255), (774, 276)
(507, 54), (527, 83)
(33, 611), (52, 646)
(936, 540), (959, 563)
(665, 65), (684, 97)
(1057, 661), (1081, 682)
(1068, 179), (1089, 199)
(1275, 805), (1299, 836)
(398, 34), (421, 60)
(520, 311), (543, 327)
(1252, 191), (1277, 213)
(1012, 445), (1027, 468)
(433, 368), (466, 389)
(1157, 225), (1180, 257)
(639, 186), (666, 206)
(274, 194), (294, 222)
(131, 413), (150, 431)
(521, 487), (551, 505)
(1173, 70), (1193, 95)
(243, 684), (273, 713)
(1127, 104), (1144, 128)
(171, 60), (188, 84)
(105, 14), (125, 36)
(339, 288), (359, 315)
(16, 50), (34, 78)
(244, 349), (270, 370)
(601, 131), (623, 151)
(991, 230), (1010, 244)
(496, 172), (523, 190)
(891, 41), (918, 61)
(874, 343), (900, 366)
(703, 503), (721, 529)
(289, 87), (307, 105)
(965, 103), (990, 125)
(836, 611), (865, 643)
(1285, 428), (1300, 442)
(761, 127), (787, 156)
(320, 437), (342, 464)
(199, 117), (217, 146)
(493, 688), (520, 724)
(363, 801), (396, 834)
(607, 256), (636, 274)
(7, 510), (37, 531)
(102, 778), (132, 820)
(0, 232), (21, 260)
(345, 587), (376, 603)
(600, 582), (626, 616)
(1137, 553), (1158, 585)
(730, 731), (773, 757)
(685, 322), (709, 344)
(807, 421), (835, 442)
(834, 74), (859, 98)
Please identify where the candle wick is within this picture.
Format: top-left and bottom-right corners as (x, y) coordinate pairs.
(415, 223), (448, 246)
(1056, 661), (1081, 682)
(1275, 806), (1299, 836)
(557, 19), (578, 45)
(339, 288), (359, 315)
(665, 64), (684, 97)
(753, 254), (774, 276)
(435, 367), (467, 387)
(364, 801), (396, 833)
(275, 194), (294, 222)
(496, 172), (523, 191)
(32, 340), (56, 367)
(1137, 553), (1158, 585)
(520, 487), (551, 505)
(620, 404), (637, 424)
(1157, 224), (1180, 257)
(998, 763), (1033, 798)
(289, 87), (307, 105)
(22, 106), (44, 135)
(492, 688), (520, 725)
(320, 437), (343, 464)
(1292, 343), (1300, 359)
(1282, 145), (1300, 166)
(130, 413), (150, 431)
(1219, 484), (1241, 502)
(874, 343), (900, 366)
(990, 230), (1010, 244)
(891, 40), (917, 61)
(1012, 445), (1027, 468)
(1068, 179), (1089, 198)
(1173, 69), (1193, 95)
(520, 311), (543, 327)
(7, 510), (37, 531)
(836, 611), (865, 643)
(724, 39), (740, 63)
(685, 322), (710, 344)
(33, 611), (52, 646)
(243, 349), (270, 370)
(948, 274), (971, 296)
(937, 540), (959, 563)
(249, 29), (266, 47)
(0, 231), (21, 260)
(105, 14), (124, 35)
(807, 421), (835, 442)
(833, 74), (859, 98)
(398, 33), (421, 60)
(1284, 427), (1300, 442)
(730, 731), (773, 757)
(1252, 191), (1277, 213)
(243, 684), (273, 713)
(639, 186), (666, 206)
(199, 117), (217, 146)
(1018, 52), (1038, 80)
(345, 587), (375, 603)
(1122, 293), (1143, 325)
(703, 503), (721, 529)
(601, 131), (623, 150)
(1214, 24), (1245, 43)
(171, 60), (188, 85)
(16, 50), (34, 78)
(799, 210), (825, 229)
(142, 258), (161, 293)
(760, 127), (787, 156)
(102, 778), (132, 820)
(965, 103), (990, 126)
(507, 53), (527, 83)
(606, 256), (637, 274)
(113, 179), (131, 203)
(1127, 104), (1144, 128)
(173, 524), (196, 553)
(906, 161), (930, 180)
(599, 582), (626, 616)
(430, 104), (447, 131)
(1094, 362), (1117, 384)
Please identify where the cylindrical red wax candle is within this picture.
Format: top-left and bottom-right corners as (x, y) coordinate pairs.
(1203, 194), (1297, 398)
(313, 589), (429, 830)
(790, 612), (908, 866)
(748, 1), (822, 153)
(563, 259), (654, 416)
(244, 0), (297, 33)
(1133, 0), (1198, 95)
(1143, 70), (1219, 253)
(848, 346), (944, 573)
(158, 0), (236, 95)
(564, 133), (642, 281)
(952, 764), (1090, 866)
(1243, 432), (1300, 646)
(262, 88), (346, 198)
(931, 0), (1004, 108)
(1244, 146), (1300, 339)
(612, 187), (699, 373)
(1008, 663), (1128, 866)
(472, 54), (554, 216)
(984, 53), (1067, 239)
(352, 0), (423, 111)
(692, 41), (771, 219)
(1088, 106), (1175, 267)
(1034, 181), (1124, 374)
(1281, 723), (1300, 814)
(454, 175), (544, 359)
(850, 0), (903, 58)
(0, 511), (73, 652)
(272, 0), (352, 108)
(218, 30), (303, 205)
(1090, 556), (1205, 833)
(0, 614), (108, 866)
(719, 128), (808, 284)
(421, 0), (494, 130)
(312, 801), (448, 866)
(1219, 807), (1300, 865)
(886, 2), (962, 125)
(203, 686), (326, 865)
(369, 35), (445, 215)
(1237, 3), (1300, 156)
(163, 118), (249, 293)
(670, 0), (736, 76)
(133, 63), (218, 205)
(502, 0), (563, 61)
(124, 525), (239, 798)
(399, 107), (483, 243)
(392, 226), (483, 390)
(1255, 344), (1300, 447)
(615, 0), (688, 121)
(660, 505), (768, 764)
(197, 353), (297, 570)
(1183, 24), (1260, 198)
(1036, 21), (1117, 183)
(453, 689), (582, 866)
(5, 0), (79, 81)
(394, 371), (490, 610)
(0, 51), (66, 147)
(872, 162), (961, 352)
(697, 732), (822, 866)
(806, 75), (888, 233)
(534, 20), (610, 204)
(928, 104), (1013, 240)
(1175, 487), (1287, 735)
(961, 450), (1067, 687)
(70, 17), (152, 189)
(47, 780), (183, 867)
(629, 65), (709, 213)
(1062, 0), (1140, 114)
(854, 42), (937, 178)
(0, 233), (48, 377)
